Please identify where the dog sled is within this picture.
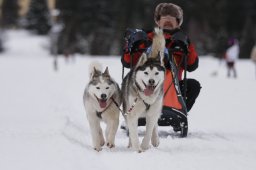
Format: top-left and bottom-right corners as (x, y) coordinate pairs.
(121, 29), (189, 137)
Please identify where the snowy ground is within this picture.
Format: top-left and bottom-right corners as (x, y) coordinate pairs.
(0, 30), (256, 170)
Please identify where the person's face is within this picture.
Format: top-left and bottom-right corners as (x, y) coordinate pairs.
(156, 15), (179, 30)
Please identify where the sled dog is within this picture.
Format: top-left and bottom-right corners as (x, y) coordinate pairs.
(122, 28), (166, 152)
(83, 62), (121, 151)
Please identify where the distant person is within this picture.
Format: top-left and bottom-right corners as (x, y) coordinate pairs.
(250, 44), (256, 79)
(225, 38), (239, 78)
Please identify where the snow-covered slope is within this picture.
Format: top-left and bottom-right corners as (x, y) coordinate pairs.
(0, 30), (255, 170)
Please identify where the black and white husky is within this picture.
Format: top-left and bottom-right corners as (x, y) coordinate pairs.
(122, 28), (166, 152)
(83, 62), (121, 151)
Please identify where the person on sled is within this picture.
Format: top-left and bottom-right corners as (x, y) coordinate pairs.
(121, 3), (201, 133)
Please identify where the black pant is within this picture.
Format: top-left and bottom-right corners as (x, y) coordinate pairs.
(179, 79), (201, 112)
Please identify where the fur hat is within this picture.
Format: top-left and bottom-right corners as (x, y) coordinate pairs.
(154, 3), (183, 26)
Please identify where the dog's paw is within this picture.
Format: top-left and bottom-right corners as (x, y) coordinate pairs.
(151, 137), (160, 147)
(100, 140), (105, 146)
(127, 140), (132, 148)
(107, 142), (115, 148)
(131, 146), (144, 153)
(137, 147), (144, 153)
(141, 138), (151, 150)
(141, 143), (150, 151)
(94, 147), (102, 152)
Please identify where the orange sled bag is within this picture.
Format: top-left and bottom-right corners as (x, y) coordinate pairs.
(160, 59), (188, 137)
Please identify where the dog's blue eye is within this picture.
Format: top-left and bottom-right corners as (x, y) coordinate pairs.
(106, 87), (109, 89)
(96, 87), (100, 89)
(144, 72), (148, 75)
(155, 72), (159, 75)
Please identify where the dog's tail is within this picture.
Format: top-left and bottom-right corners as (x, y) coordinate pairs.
(89, 61), (102, 77)
(150, 27), (165, 59)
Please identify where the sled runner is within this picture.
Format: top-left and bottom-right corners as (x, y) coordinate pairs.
(121, 28), (189, 137)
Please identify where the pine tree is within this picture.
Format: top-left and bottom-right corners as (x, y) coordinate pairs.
(0, 31), (3, 52)
(26, 0), (51, 35)
(1, 0), (19, 28)
(82, 0), (118, 55)
(56, 0), (119, 55)
(55, 0), (81, 55)
(52, 0), (256, 57)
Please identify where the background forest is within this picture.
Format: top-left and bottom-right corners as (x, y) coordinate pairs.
(0, 0), (255, 58)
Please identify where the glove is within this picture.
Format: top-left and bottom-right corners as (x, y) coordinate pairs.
(171, 31), (189, 54)
(124, 29), (148, 53)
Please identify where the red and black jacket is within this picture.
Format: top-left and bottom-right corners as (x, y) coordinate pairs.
(121, 29), (199, 80)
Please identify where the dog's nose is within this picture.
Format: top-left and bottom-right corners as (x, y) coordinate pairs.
(149, 79), (155, 85)
(101, 94), (107, 99)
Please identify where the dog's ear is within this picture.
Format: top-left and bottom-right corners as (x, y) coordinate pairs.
(91, 67), (101, 79)
(94, 67), (97, 73)
(90, 67), (97, 79)
(136, 53), (147, 67)
(102, 67), (110, 78)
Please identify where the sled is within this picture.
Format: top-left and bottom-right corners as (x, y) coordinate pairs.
(121, 29), (189, 137)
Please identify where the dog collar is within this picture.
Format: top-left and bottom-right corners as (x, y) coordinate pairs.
(96, 97), (122, 119)
(95, 99), (113, 119)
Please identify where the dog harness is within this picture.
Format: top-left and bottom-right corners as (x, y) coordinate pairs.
(125, 83), (151, 115)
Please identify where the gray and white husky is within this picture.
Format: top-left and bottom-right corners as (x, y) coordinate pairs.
(83, 62), (121, 151)
(122, 28), (166, 152)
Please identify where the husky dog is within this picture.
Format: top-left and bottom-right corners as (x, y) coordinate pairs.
(122, 28), (166, 152)
(83, 62), (121, 151)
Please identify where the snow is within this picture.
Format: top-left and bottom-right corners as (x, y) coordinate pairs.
(0, 30), (256, 170)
